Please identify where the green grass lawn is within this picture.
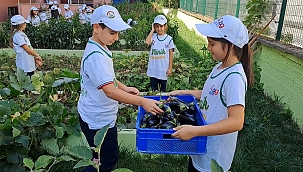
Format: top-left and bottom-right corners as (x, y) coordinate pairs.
(50, 17), (303, 172)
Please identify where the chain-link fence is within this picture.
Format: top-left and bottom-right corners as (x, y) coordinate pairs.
(179, 0), (303, 48)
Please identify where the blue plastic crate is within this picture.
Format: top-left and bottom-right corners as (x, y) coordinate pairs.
(136, 95), (207, 155)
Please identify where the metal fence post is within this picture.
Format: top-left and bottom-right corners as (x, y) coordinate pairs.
(276, 0), (287, 41)
(235, 0), (241, 17)
(202, 0), (206, 15)
(214, 0), (219, 19)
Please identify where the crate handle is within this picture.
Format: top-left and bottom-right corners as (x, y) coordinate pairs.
(163, 134), (177, 139)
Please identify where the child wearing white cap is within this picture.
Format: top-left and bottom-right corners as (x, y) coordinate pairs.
(168, 15), (253, 172)
(145, 14), (175, 92)
(63, 4), (73, 21)
(50, 5), (59, 19)
(9, 15), (43, 77)
(39, 12), (48, 24)
(48, 1), (53, 9)
(53, 1), (61, 14)
(27, 6), (41, 26)
(78, 5), (163, 172)
(79, 6), (87, 24)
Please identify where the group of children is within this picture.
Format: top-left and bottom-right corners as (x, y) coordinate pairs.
(11, 4), (253, 172)
(26, 2), (95, 26)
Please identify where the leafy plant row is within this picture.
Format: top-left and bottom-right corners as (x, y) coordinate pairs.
(0, 2), (178, 51)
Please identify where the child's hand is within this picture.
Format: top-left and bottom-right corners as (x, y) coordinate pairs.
(167, 90), (182, 96)
(171, 125), (197, 140)
(151, 23), (155, 32)
(166, 68), (172, 76)
(125, 87), (139, 95)
(141, 98), (163, 115)
(35, 56), (43, 67)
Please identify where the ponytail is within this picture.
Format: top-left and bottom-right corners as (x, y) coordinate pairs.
(9, 25), (22, 48)
(239, 44), (254, 87)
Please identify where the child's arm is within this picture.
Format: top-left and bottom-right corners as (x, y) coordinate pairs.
(116, 79), (139, 95)
(168, 90), (202, 100)
(21, 44), (39, 57)
(145, 24), (155, 45)
(172, 105), (244, 140)
(102, 84), (163, 115)
(166, 49), (174, 76)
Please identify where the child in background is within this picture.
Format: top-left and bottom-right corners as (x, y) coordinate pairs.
(53, 1), (61, 15)
(63, 4), (73, 21)
(145, 15), (175, 92)
(39, 13), (48, 24)
(85, 8), (92, 24)
(27, 6), (41, 26)
(9, 15), (43, 77)
(79, 6), (87, 24)
(78, 5), (163, 172)
(48, 1), (53, 9)
(168, 15), (254, 172)
(50, 5), (59, 19)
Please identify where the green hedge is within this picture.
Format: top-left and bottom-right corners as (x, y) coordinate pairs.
(0, 2), (178, 51)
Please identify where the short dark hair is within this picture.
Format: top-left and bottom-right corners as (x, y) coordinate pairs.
(98, 23), (107, 29)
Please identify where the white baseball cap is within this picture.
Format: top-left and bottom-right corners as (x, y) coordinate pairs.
(39, 13), (47, 21)
(86, 8), (92, 13)
(195, 15), (249, 48)
(51, 5), (57, 10)
(90, 5), (131, 31)
(153, 15), (167, 25)
(31, 6), (39, 11)
(127, 18), (132, 25)
(53, 1), (58, 4)
(64, 4), (69, 9)
(11, 15), (29, 25)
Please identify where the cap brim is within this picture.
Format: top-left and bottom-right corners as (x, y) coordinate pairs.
(106, 19), (132, 31)
(195, 23), (221, 38)
(154, 21), (166, 25)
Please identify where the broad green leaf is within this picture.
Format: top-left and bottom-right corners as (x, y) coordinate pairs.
(7, 152), (25, 165)
(34, 155), (54, 170)
(34, 170), (44, 172)
(15, 135), (30, 150)
(20, 112), (45, 127)
(57, 155), (75, 162)
(94, 124), (110, 147)
(0, 124), (13, 145)
(20, 111), (31, 121)
(12, 127), (21, 138)
(23, 158), (34, 169)
(113, 168), (133, 172)
(41, 138), (60, 155)
(0, 88), (11, 96)
(31, 73), (44, 92)
(52, 77), (79, 87)
(0, 105), (11, 123)
(210, 159), (224, 172)
(9, 69), (34, 91)
(67, 146), (93, 160)
(73, 159), (95, 169)
(54, 126), (64, 139)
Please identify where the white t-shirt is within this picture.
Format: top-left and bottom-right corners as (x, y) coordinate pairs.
(191, 62), (247, 172)
(78, 38), (118, 130)
(146, 33), (175, 80)
(12, 31), (36, 73)
(86, 13), (92, 23)
(64, 10), (73, 19)
(27, 15), (41, 26)
(79, 13), (86, 24)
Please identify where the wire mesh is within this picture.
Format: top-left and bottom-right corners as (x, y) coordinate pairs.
(179, 0), (303, 48)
